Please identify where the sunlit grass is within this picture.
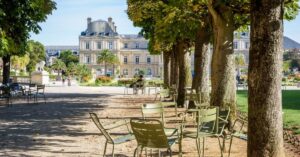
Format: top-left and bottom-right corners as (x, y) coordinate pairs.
(237, 90), (300, 134)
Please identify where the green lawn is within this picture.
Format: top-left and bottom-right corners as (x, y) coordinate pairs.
(237, 90), (300, 134)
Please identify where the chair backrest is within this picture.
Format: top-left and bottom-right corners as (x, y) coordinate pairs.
(37, 84), (45, 93)
(130, 119), (169, 148)
(217, 107), (230, 135)
(197, 107), (219, 134)
(159, 88), (169, 98)
(141, 103), (165, 125)
(89, 113), (114, 143)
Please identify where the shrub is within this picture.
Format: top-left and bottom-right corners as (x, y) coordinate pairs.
(95, 76), (112, 84)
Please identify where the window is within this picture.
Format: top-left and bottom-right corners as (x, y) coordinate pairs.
(135, 43), (139, 49)
(233, 42), (238, 49)
(85, 42), (90, 50)
(97, 42), (102, 49)
(85, 55), (91, 64)
(147, 56), (151, 64)
(123, 69), (128, 75)
(147, 68), (152, 76)
(135, 56), (140, 64)
(109, 41), (113, 49)
(245, 42), (250, 49)
(124, 56), (128, 64)
(124, 43), (128, 48)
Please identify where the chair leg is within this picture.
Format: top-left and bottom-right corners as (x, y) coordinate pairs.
(103, 141), (108, 157)
(217, 137), (224, 157)
(228, 136), (233, 157)
(168, 148), (172, 157)
(134, 147), (138, 157)
(202, 137), (205, 157)
(196, 138), (201, 157)
(43, 95), (46, 104)
(112, 144), (115, 157)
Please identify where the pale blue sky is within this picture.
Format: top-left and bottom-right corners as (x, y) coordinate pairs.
(30, 0), (300, 46)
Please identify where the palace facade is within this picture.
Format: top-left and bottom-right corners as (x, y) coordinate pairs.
(79, 17), (162, 78)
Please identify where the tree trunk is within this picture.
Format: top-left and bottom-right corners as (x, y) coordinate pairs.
(208, 4), (236, 119)
(177, 41), (192, 107)
(163, 51), (170, 87)
(2, 55), (11, 84)
(190, 22), (211, 108)
(170, 47), (179, 87)
(104, 62), (107, 76)
(248, 1), (285, 157)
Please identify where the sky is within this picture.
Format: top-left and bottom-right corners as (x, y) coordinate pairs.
(30, 0), (300, 46)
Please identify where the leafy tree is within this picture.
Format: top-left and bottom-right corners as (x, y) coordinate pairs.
(0, 0), (56, 84)
(26, 40), (46, 73)
(11, 54), (30, 72)
(51, 59), (66, 79)
(97, 49), (119, 76)
(283, 60), (291, 74)
(67, 62), (77, 77)
(235, 53), (246, 76)
(76, 64), (92, 82)
(290, 59), (300, 69)
(58, 50), (79, 66)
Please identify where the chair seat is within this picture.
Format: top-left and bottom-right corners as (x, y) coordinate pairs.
(167, 137), (177, 146)
(164, 128), (177, 137)
(232, 132), (247, 140)
(113, 134), (135, 144)
(183, 130), (215, 138)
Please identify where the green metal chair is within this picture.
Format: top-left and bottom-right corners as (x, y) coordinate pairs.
(141, 103), (177, 136)
(228, 118), (247, 157)
(130, 119), (178, 157)
(89, 113), (135, 157)
(155, 87), (169, 101)
(179, 107), (230, 157)
(160, 101), (178, 117)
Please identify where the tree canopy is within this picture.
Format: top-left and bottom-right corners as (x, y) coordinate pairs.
(59, 50), (79, 66)
(26, 40), (46, 73)
(0, 0), (56, 57)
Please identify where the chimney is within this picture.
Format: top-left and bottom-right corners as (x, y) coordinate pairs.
(87, 17), (92, 25)
(108, 17), (112, 23)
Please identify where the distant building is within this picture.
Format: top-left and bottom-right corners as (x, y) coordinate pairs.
(45, 46), (79, 66)
(79, 17), (162, 78)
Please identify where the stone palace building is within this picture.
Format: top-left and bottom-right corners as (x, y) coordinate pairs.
(79, 17), (162, 78)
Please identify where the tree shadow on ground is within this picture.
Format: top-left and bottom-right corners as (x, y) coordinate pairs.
(0, 92), (112, 156)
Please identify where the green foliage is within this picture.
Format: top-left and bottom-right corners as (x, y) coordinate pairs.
(66, 62), (77, 76)
(26, 40), (46, 72)
(52, 59), (66, 71)
(11, 54), (30, 70)
(235, 53), (246, 66)
(97, 49), (119, 65)
(0, 0), (56, 57)
(59, 50), (79, 66)
(283, 60), (291, 73)
(76, 64), (92, 83)
(290, 59), (300, 69)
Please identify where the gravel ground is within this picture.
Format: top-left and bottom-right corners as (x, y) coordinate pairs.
(0, 86), (298, 157)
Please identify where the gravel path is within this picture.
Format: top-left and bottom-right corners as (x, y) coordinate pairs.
(0, 86), (297, 157)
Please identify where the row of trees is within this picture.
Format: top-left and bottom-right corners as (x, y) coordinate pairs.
(127, 0), (299, 156)
(51, 49), (119, 82)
